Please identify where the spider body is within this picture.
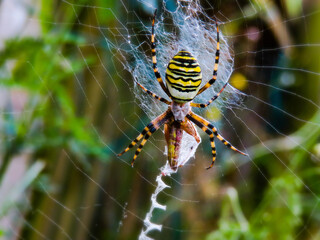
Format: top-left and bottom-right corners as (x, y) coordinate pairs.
(165, 50), (202, 102)
(118, 11), (248, 170)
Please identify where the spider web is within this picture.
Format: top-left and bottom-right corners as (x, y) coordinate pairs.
(0, 0), (320, 239)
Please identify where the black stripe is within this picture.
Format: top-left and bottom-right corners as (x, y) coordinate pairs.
(176, 51), (192, 56)
(145, 134), (151, 139)
(168, 70), (201, 77)
(170, 85), (198, 93)
(146, 123), (154, 132)
(170, 62), (199, 68)
(149, 126), (156, 133)
(167, 67), (201, 76)
(166, 74), (201, 83)
(166, 76), (200, 88)
(208, 78), (215, 84)
(205, 129), (211, 135)
(168, 63), (201, 72)
(168, 82), (199, 89)
(187, 115), (202, 128)
(171, 96), (193, 102)
(172, 58), (197, 64)
(155, 71), (161, 78)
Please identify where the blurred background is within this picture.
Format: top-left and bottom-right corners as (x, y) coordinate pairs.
(0, 0), (320, 239)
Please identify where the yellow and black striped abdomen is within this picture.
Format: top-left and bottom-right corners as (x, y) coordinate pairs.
(165, 50), (202, 102)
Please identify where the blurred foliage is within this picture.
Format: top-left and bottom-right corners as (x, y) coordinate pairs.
(0, 34), (108, 179)
(0, 162), (45, 216)
(0, 0), (111, 237)
(0, 0), (319, 239)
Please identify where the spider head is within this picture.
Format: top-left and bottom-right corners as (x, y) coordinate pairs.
(165, 50), (202, 103)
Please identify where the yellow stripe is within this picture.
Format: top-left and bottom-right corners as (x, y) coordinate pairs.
(217, 136), (225, 142)
(166, 75), (201, 87)
(140, 138), (147, 145)
(168, 63), (201, 73)
(166, 70), (202, 80)
(170, 59), (199, 67)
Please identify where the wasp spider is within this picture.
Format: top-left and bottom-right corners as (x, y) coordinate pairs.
(118, 10), (248, 170)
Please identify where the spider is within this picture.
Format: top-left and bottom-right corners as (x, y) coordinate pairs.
(118, 10), (248, 170)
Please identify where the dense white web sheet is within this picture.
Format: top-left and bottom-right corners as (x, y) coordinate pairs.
(1, 0), (320, 239)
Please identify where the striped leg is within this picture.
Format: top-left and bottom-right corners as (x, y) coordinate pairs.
(197, 21), (220, 96)
(190, 81), (228, 108)
(207, 135), (217, 169)
(185, 114), (216, 169)
(117, 124), (153, 157)
(131, 132), (151, 167)
(151, 10), (171, 97)
(134, 80), (171, 105)
(118, 109), (173, 166)
(187, 112), (248, 167)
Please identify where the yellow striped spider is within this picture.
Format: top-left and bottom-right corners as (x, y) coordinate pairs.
(118, 10), (248, 170)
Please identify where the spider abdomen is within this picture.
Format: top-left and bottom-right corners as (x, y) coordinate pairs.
(165, 50), (202, 102)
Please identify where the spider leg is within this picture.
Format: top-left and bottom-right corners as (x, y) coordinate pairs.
(118, 109), (173, 167)
(181, 119), (201, 143)
(151, 9), (171, 97)
(196, 20), (220, 96)
(185, 114), (216, 169)
(131, 132), (151, 167)
(190, 81), (228, 108)
(134, 79), (171, 105)
(206, 135), (217, 169)
(117, 124), (151, 157)
(187, 112), (248, 168)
